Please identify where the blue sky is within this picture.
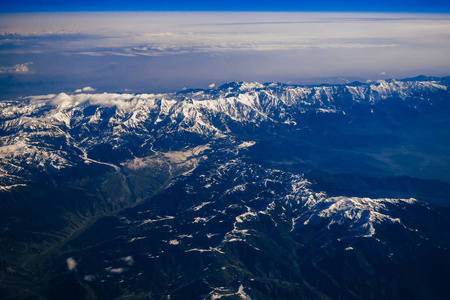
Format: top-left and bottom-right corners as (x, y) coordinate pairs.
(1, 0), (450, 13)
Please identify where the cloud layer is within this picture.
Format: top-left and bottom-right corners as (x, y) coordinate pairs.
(0, 12), (449, 97)
(0, 62), (33, 73)
(2, 13), (449, 57)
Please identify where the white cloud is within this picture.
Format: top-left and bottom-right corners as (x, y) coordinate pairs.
(66, 257), (77, 271)
(208, 83), (215, 89)
(75, 86), (95, 93)
(51, 92), (135, 110)
(51, 93), (75, 107)
(2, 13), (450, 57)
(0, 62), (33, 73)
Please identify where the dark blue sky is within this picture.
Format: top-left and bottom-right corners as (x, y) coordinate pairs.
(1, 0), (450, 13)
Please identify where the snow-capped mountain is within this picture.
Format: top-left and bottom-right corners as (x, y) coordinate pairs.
(1, 78), (450, 299)
(0, 78), (447, 185)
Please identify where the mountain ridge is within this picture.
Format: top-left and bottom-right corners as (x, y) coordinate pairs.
(1, 78), (450, 299)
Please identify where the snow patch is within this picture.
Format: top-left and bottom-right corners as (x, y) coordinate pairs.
(237, 141), (256, 149)
(121, 256), (134, 266)
(141, 216), (174, 225)
(106, 267), (126, 273)
(192, 202), (211, 211)
(66, 257), (77, 271)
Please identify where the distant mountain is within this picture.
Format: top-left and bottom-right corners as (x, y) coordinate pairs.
(1, 78), (450, 299)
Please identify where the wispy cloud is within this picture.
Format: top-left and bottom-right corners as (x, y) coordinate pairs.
(1, 13), (449, 57)
(0, 62), (33, 73)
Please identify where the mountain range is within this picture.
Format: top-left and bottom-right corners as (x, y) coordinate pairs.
(1, 77), (450, 299)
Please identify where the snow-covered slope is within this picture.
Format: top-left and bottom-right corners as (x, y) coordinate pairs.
(1, 78), (450, 299)
(58, 154), (446, 300)
(0, 79), (447, 187)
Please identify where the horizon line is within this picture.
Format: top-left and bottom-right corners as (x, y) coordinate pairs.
(1, 10), (450, 14)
